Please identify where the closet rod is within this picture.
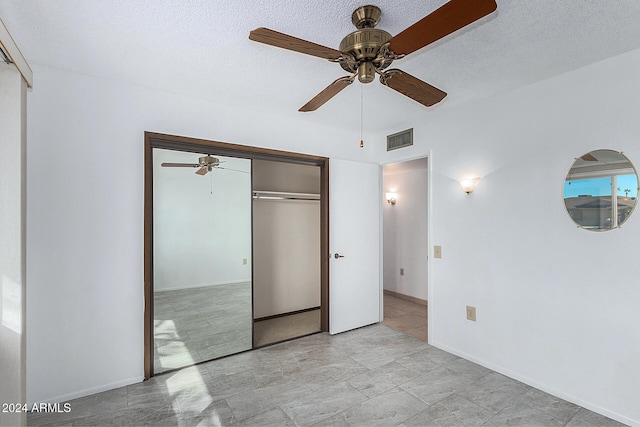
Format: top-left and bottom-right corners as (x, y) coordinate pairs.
(252, 190), (320, 201)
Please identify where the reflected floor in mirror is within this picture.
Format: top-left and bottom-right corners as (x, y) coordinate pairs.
(154, 282), (252, 373)
(254, 309), (321, 347)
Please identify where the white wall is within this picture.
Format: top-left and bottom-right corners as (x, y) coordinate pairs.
(252, 159), (321, 194)
(252, 200), (321, 318)
(0, 63), (27, 427)
(25, 64), (366, 404)
(375, 49), (640, 425)
(153, 149), (251, 291)
(382, 159), (428, 301)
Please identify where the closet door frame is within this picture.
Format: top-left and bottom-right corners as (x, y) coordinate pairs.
(144, 132), (329, 379)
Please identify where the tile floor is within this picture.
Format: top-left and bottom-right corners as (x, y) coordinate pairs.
(254, 309), (321, 347)
(28, 323), (626, 426)
(382, 293), (428, 341)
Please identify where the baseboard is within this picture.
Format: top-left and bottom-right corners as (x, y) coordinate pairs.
(254, 306), (320, 322)
(383, 289), (427, 306)
(430, 340), (637, 427)
(28, 376), (144, 406)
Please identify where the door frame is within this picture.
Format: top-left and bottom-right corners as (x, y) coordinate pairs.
(144, 131), (330, 379)
(380, 153), (432, 343)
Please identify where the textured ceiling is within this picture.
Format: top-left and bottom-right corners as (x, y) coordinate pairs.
(2, 0), (640, 134)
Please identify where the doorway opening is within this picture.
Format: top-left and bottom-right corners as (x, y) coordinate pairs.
(144, 132), (329, 378)
(252, 159), (322, 347)
(381, 157), (428, 341)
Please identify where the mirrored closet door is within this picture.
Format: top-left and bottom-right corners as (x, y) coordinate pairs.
(152, 148), (252, 373)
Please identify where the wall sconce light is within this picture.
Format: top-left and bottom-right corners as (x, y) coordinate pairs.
(460, 177), (480, 194)
(386, 192), (397, 205)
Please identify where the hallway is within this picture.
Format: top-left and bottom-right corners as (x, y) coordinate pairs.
(383, 292), (428, 341)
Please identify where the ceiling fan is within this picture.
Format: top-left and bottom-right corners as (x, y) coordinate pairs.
(249, 0), (497, 112)
(161, 155), (248, 176)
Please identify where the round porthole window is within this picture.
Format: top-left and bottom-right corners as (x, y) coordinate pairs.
(563, 149), (638, 231)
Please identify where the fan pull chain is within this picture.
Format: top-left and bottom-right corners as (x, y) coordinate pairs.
(359, 84), (364, 148)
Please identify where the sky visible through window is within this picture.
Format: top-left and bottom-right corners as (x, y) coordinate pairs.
(564, 174), (638, 198)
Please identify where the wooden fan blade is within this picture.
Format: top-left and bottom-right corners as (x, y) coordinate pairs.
(249, 27), (344, 60)
(581, 153), (598, 161)
(195, 166), (209, 176)
(299, 76), (355, 112)
(387, 0), (497, 56)
(161, 163), (199, 168)
(380, 69), (447, 108)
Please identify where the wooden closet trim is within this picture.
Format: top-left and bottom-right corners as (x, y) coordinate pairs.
(144, 132), (329, 379)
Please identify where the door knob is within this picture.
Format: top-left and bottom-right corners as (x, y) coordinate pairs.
(334, 253), (345, 259)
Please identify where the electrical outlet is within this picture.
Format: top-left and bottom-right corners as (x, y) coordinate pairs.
(466, 305), (476, 321)
(400, 268), (404, 276)
(434, 245), (442, 258)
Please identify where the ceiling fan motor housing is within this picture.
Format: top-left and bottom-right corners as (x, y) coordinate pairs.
(339, 29), (392, 82)
(199, 155), (220, 166)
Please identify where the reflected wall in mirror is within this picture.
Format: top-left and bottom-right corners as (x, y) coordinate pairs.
(563, 149), (638, 231)
(153, 148), (252, 373)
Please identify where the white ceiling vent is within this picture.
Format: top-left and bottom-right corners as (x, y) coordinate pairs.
(387, 128), (413, 151)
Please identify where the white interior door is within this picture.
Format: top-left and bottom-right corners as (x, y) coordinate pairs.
(329, 159), (381, 334)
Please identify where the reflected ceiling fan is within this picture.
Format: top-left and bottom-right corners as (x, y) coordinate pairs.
(161, 155), (248, 176)
(249, 0), (497, 111)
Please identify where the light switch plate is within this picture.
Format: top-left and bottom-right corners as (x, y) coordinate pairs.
(434, 245), (442, 258)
